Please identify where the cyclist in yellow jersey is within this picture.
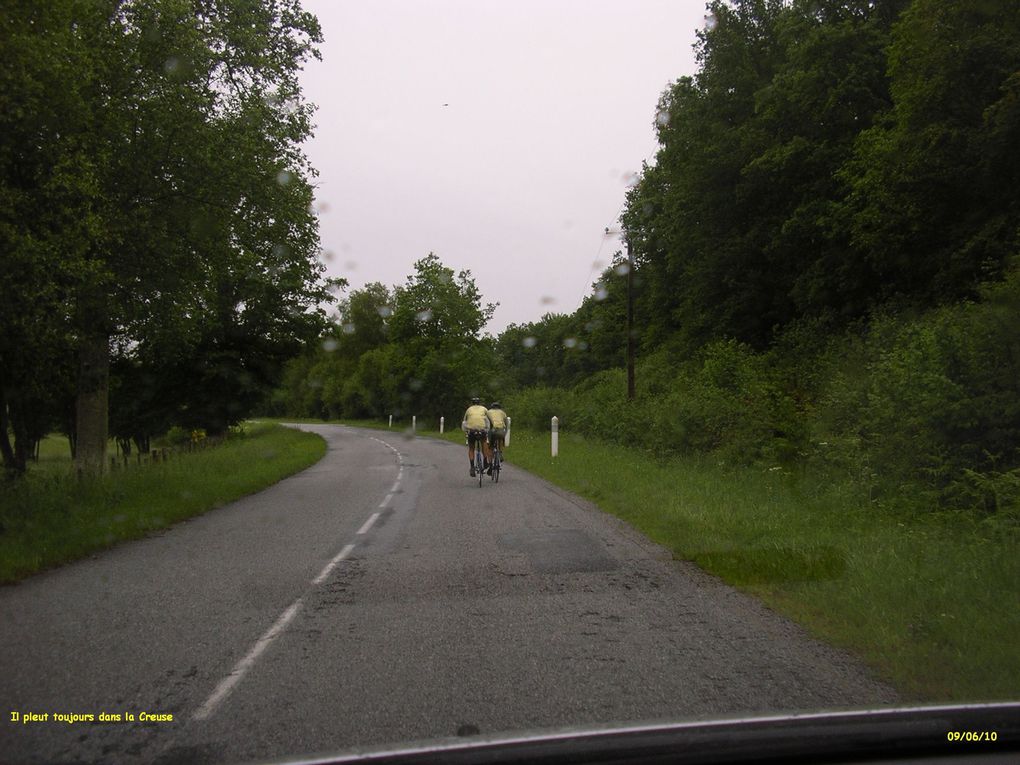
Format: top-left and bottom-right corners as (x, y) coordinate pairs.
(486, 401), (509, 475)
(461, 397), (491, 477)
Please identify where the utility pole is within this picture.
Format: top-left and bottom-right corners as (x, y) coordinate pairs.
(626, 240), (635, 400)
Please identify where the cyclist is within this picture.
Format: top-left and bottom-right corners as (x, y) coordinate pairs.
(486, 401), (509, 475)
(461, 397), (491, 477)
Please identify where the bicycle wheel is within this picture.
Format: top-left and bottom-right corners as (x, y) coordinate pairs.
(491, 448), (500, 482)
(476, 448), (483, 487)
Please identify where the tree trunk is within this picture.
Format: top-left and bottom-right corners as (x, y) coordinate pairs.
(0, 391), (25, 475)
(74, 331), (109, 475)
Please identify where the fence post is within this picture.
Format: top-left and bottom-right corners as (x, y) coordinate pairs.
(412, 415), (416, 434)
(440, 416), (445, 434)
(551, 416), (558, 457)
(388, 414), (393, 428)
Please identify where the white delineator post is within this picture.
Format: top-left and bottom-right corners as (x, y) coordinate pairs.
(412, 415), (417, 434)
(440, 416), (445, 434)
(388, 415), (393, 428)
(505, 417), (511, 446)
(551, 416), (558, 457)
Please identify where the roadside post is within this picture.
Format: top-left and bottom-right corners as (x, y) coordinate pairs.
(551, 416), (558, 457)
(440, 416), (445, 434)
(412, 415), (417, 434)
(506, 417), (511, 446)
(388, 415), (393, 428)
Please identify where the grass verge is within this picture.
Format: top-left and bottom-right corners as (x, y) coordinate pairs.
(493, 429), (1018, 702)
(0, 422), (325, 583)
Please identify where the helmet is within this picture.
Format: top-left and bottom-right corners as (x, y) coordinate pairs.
(489, 402), (501, 409)
(471, 397), (481, 404)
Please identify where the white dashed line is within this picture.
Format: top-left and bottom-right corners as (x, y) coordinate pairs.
(312, 543), (356, 586)
(193, 599), (303, 721)
(195, 431), (405, 722)
(357, 512), (380, 535)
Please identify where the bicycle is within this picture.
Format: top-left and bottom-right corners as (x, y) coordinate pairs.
(467, 429), (486, 487)
(489, 441), (501, 482)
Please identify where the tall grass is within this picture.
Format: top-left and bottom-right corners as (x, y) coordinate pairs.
(0, 423), (325, 582)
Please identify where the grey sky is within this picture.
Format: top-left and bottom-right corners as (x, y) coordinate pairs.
(298, 0), (707, 334)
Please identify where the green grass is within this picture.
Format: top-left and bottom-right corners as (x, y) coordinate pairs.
(0, 422), (325, 583)
(386, 423), (1015, 703)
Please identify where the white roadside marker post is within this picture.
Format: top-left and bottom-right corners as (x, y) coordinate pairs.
(505, 417), (511, 446)
(412, 415), (416, 434)
(388, 415), (393, 428)
(440, 416), (445, 434)
(551, 416), (558, 457)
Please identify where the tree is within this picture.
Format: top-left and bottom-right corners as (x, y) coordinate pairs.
(2, 0), (331, 471)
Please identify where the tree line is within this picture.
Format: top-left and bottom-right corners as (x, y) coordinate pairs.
(1, 0), (335, 475)
(277, 0), (1020, 518)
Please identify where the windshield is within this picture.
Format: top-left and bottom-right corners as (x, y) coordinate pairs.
(1, 1), (1017, 764)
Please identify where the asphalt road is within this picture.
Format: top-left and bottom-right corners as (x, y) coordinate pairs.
(0, 424), (897, 764)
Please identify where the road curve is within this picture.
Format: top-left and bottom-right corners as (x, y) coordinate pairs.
(0, 424), (896, 764)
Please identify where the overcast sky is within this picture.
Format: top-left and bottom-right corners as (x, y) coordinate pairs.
(297, 0), (708, 334)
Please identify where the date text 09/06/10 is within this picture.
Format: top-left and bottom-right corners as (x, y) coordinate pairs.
(947, 731), (998, 742)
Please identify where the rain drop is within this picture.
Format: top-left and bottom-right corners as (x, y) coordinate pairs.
(342, 323), (355, 335)
(322, 249), (336, 262)
(322, 338), (339, 352)
(540, 296), (556, 305)
(594, 283), (608, 301)
(416, 309), (433, 322)
(655, 109), (670, 127)
(377, 306), (393, 318)
(276, 170), (293, 186)
(705, 12), (718, 31)
(615, 262), (631, 276)
(522, 336), (538, 348)
(622, 171), (639, 187)
(563, 337), (578, 349)
(344, 260), (357, 271)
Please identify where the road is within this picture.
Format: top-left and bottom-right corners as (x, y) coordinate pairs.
(0, 424), (897, 764)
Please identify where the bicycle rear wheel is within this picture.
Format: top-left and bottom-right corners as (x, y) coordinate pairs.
(491, 448), (500, 482)
(476, 448), (483, 487)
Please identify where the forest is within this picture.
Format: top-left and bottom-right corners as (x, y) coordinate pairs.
(274, 0), (1020, 519)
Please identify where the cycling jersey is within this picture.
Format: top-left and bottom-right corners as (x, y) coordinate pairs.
(463, 405), (489, 431)
(487, 408), (508, 430)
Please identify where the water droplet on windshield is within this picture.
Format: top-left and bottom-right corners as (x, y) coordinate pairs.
(322, 338), (339, 352)
(322, 249), (336, 262)
(563, 337), (578, 349)
(416, 309), (433, 322)
(622, 171), (639, 187)
(615, 262), (631, 276)
(594, 284), (608, 301)
(522, 336), (537, 348)
(540, 296), (556, 305)
(377, 306), (393, 318)
(276, 170), (293, 186)
(704, 12), (718, 31)
(344, 260), (357, 271)
(342, 323), (355, 335)
(164, 57), (181, 74)
(655, 109), (670, 127)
